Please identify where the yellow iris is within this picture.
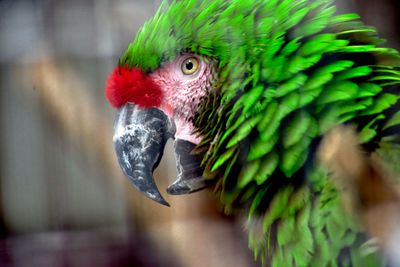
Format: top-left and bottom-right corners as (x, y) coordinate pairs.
(181, 57), (199, 75)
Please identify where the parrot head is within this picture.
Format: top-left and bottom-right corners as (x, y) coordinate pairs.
(106, 53), (217, 206)
(105, 1), (238, 206)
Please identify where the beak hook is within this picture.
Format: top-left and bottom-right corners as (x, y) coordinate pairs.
(113, 103), (174, 206)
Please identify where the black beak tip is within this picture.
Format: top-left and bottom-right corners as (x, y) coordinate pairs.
(127, 171), (170, 207)
(146, 192), (170, 207)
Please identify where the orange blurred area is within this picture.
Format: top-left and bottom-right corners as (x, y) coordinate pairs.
(0, 0), (398, 266)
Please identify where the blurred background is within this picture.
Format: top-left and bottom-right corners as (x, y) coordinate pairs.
(0, 0), (398, 266)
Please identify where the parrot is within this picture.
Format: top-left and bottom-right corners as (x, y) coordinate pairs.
(104, 0), (400, 266)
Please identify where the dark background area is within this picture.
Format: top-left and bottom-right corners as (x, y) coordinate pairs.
(0, 0), (398, 266)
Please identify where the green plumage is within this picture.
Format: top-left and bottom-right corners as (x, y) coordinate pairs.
(122, 0), (400, 266)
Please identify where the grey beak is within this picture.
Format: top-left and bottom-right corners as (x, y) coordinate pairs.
(113, 103), (207, 206)
(166, 139), (206, 195)
(113, 103), (174, 206)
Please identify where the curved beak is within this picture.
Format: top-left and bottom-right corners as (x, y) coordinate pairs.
(166, 139), (206, 195)
(113, 103), (207, 206)
(113, 103), (174, 206)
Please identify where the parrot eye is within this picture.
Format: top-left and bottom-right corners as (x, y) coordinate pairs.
(181, 57), (199, 75)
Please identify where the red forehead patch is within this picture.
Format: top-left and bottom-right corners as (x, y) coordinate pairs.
(105, 65), (162, 108)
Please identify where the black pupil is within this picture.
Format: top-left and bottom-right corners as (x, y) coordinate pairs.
(186, 60), (194, 70)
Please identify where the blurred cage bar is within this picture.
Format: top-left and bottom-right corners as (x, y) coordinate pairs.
(0, 0), (398, 267)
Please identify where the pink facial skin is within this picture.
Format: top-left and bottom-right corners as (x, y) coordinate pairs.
(150, 54), (215, 144)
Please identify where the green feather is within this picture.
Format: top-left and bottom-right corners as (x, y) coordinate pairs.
(280, 123), (317, 177)
(335, 66), (372, 80)
(287, 54), (322, 75)
(226, 114), (262, 148)
(277, 92), (300, 119)
(358, 114), (386, 143)
(263, 186), (294, 232)
(248, 134), (278, 160)
(281, 38), (302, 56)
(275, 73), (308, 97)
(299, 87), (324, 106)
(316, 81), (359, 105)
(369, 75), (400, 82)
(277, 215), (296, 246)
(315, 60), (354, 75)
(356, 83), (382, 98)
(243, 85), (265, 113)
(331, 13), (360, 23)
(248, 187), (269, 218)
(303, 73), (334, 91)
(297, 33), (336, 56)
(284, 7), (310, 30)
(254, 151), (279, 184)
(211, 147), (237, 172)
(282, 111), (314, 148)
(257, 100), (279, 132)
(238, 160), (261, 188)
(383, 110), (400, 130)
(360, 93), (398, 115)
(292, 5), (335, 37)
